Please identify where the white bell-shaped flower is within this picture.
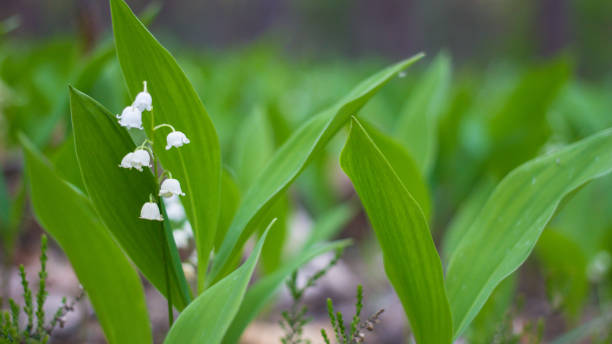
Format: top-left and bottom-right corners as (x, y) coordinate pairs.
(116, 105), (143, 129)
(159, 178), (185, 197)
(165, 131), (190, 150)
(131, 149), (152, 171)
(133, 81), (153, 112)
(118, 150), (150, 171)
(119, 152), (136, 169)
(140, 202), (163, 221)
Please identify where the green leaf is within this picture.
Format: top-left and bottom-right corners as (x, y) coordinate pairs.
(21, 135), (152, 344)
(70, 87), (190, 309)
(360, 120), (431, 219)
(485, 58), (570, 176)
(209, 54), (424, 284)
(222, 239), (351, 344)
(259, 193), (289, 274)
(394, 53), (451, 176)
(110, 0), (222, 292)
(445, 127), (612, 338)
(442, 179), (495, 263)
(215, 168), (241, 251)
(164, 220), (274, 344)
(340, 117), (452, 344)
(50, 135), (85, 192)
(232, 107), (276, 191)
(231, 107), (288, 273)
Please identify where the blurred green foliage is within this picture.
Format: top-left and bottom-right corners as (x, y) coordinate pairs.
(1, 9), (612, 339)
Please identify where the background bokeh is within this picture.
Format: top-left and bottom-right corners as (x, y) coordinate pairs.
(2, 0), (612, 78)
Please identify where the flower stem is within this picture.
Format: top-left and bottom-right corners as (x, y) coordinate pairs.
(153, 123), (176, 132)
(150, 109), (174, 327)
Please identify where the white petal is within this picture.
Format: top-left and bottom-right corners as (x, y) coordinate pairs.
(131, 150), (151, 171)
(159, 178), (185, 197)
(119, 152), (135, 169)
(117, 106), (143, 129)
(139, 202), (163, 221)
(165, 131), (190, 150)
(133, 91), (152, 112)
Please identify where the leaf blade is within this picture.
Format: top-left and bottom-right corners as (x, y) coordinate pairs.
(21, 135), (152, 344)
(446, 127), (612, 338)
(340, 117), (453, 344)
(164, 220), (275, 344)
(70, 86), (190, 309)
(209, 54), (424, 284)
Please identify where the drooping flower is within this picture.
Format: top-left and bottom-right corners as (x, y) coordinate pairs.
(119, 152), (136, 169)
(131, 150), (151, 171)
(133, 81), (153, 112)
(159, 178), (186, 197)
(116, 105), (143, 129)
(165, 131), (190, 150)
(118, 149), (151, 171)
(140, 202), (163, 221)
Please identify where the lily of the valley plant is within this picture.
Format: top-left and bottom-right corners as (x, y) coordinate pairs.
(117, 81), (189, 222)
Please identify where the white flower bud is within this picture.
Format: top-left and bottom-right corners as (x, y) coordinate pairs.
(133, 81), (153, 112)
(116, 106), (143, 129)
(159, 178), (185, 197)
(165, 131), (190, 150)
(139, 202), (163, 221)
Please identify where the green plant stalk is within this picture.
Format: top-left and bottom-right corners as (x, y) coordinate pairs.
(150, 108), (173, 326)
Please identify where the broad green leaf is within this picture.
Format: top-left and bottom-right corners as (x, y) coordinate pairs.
(164, 220), (274, 344)
(361, 120), (431, 219)
(50, 135), (85, 192)
(21, 135), (151, 344)
(70, 87), (190, 309)
(340, 118), (452, 344)
(394, 53), (451, 176)
(259, 193), (289, 274)
(215, 168), (241, 251)
(232, 107), (275, 191)
(222, 239), (351, 344)
(110, 0), (222, 291)
(446, 127), (612, 338)
(209, 54), (424, 284)
(485, 58), (570, 176)
(441, 179), (495, 263)
(231, 107), (288, 273)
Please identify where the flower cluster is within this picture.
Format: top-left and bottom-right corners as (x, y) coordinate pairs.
(116, 81), (190, 221)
